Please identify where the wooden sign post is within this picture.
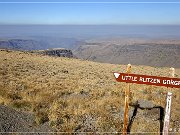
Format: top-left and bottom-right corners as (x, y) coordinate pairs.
(113, 67), (179, 134)
(170, 67), (175, 77)
(123, 64), (131, 135)
(163, 67), (175, 135)
(163, 92), (172, 135)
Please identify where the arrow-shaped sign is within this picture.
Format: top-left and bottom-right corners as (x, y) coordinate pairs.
(113, 73), (180, 88)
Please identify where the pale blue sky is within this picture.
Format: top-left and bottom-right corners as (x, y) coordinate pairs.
(0, 0), (180, 25)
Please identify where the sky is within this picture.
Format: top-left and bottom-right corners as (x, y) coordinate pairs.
(0, 0), (180, 25)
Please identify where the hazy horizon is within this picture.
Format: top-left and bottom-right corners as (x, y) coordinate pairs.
(1, 1), (180, 39)
(0, 24), (180, 39)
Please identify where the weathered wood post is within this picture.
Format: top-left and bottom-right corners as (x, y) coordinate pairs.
(163, 92), (172, 135)
(163, 67), (174, 135)
(123, 64), (132, 135)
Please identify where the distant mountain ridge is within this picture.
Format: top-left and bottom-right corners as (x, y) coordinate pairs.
(0, 37), (83, 50)
(1, 37), (180, 68)
(73, 38), (180, 68)
(0, 39), (44, 50)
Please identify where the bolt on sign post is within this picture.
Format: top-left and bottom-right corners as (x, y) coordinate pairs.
(163, 68), (175, 135)
(123, 64), (132, 135)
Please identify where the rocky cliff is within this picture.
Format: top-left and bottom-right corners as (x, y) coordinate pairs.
(39, 48), (74, 58)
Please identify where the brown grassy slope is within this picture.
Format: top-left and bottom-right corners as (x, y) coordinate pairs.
(0, 49), (179, 133)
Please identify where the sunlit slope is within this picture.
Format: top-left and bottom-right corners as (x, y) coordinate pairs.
(0, 49), (179, 133)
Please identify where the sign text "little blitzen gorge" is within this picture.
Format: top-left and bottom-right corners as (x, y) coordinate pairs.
(114, 73), (180, 88)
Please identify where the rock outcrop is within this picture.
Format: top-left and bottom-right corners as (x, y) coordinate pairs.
(39, 48), (74, 58)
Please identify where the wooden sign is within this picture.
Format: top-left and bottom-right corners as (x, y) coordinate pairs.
(113, 73), (180, 88)
(163, 92), (172, 135)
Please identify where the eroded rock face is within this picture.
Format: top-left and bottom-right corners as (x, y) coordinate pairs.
(41, 48), (74, 58)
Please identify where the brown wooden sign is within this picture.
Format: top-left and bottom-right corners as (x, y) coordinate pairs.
(114, 73), (180, 88)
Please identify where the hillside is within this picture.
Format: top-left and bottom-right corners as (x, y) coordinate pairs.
(0, 37), (82, 50)
(73, 38), (180, 68)
(0, 49), (179, 133)
(0, 39), (45, 50)
(1, 37), (180, 68)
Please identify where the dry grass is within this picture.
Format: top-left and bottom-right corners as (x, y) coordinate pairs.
(0, 49), (179, 133)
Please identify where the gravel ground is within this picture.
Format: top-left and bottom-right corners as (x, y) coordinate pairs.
(0, 105), (55, 135)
